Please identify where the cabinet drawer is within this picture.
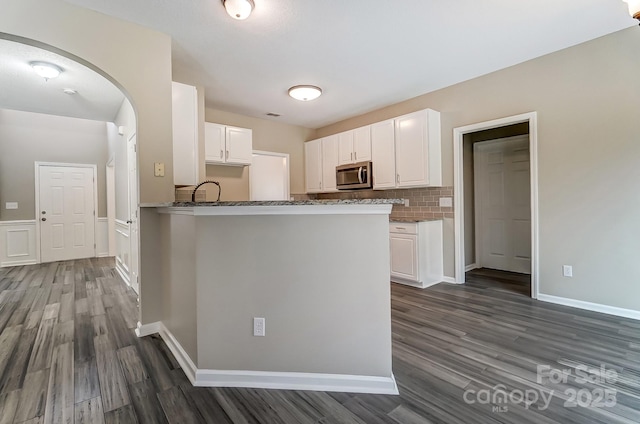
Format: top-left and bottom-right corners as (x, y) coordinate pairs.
(389, 223), (417, 235)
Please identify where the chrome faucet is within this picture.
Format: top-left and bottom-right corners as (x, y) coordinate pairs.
(192, 180), (221, 202)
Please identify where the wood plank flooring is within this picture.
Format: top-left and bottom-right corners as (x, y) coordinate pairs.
(0, 258), (638, 423)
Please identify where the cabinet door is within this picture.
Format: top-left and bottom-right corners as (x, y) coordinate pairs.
(304, 139), (322, 193)
(204, 122), (225, 164)
(395, 110), (428, 188)
(226, 126), (253, 165)
(353, 126), (371, 162)
(338, 130), (354, 165)
(371, 119), (396, 189)
(172, 82), (199, 185)
(322, 134), (339, 192)
(390, 233), (419, 282)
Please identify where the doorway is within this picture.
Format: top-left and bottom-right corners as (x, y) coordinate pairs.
(249, 151), (290, 201)
(35, 162), (97, 263)
(453, 112), (539, 298)
(474, 135), (531, 274)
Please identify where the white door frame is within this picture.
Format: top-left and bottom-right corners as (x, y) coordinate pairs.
(453, 112), (539, 298)
(249, 150), (290, 201)
(106, 156), (116, 257)
(34, 161), (99, 264)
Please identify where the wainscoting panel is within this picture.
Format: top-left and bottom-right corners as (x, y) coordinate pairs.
(96, 217), (109, 257)
(115, 219), (130, 284)
(0, 220), (37, 267)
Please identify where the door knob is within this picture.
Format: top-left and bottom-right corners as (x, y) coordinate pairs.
(41, 217), (46, 221)
(127, 220), (133, 224)
(41, 211), (46, 215)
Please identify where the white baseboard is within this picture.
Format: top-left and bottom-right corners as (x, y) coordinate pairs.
(441, 276), (462, 284)
(158, 322), (198, 385)
(135, 321), (162, 337)
(537, 294), (640, 321)
(115, 264), (130, 286)
(138, 320), (399, 395)
(195, 369), (399, 395)
(465, 263), (478, 272)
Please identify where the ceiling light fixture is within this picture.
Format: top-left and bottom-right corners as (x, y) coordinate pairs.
(30, 61), (62, 80)
(623, 0), (640, 21)
(222, 0), (254, 20)
(288, 85), (322, 102)
(63, 88), (77, 95)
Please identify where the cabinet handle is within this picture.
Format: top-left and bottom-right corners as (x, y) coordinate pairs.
(351, 152), (353, 161)
(396, 227), (407, 231)
(354, 152), (357, 160)
(396, 174), (400, 183)
(220, 149), (223, 159)
(226, 150), (229, 160)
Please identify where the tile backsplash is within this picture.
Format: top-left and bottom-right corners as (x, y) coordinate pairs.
(294, 186), (454, 220)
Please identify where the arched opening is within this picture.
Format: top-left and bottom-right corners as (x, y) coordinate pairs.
(0, 34), (140, 295)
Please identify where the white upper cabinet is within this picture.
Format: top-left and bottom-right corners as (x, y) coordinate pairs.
(226, 126), (252, 165)
(353, 126), (372, 163)
(338, 126), (371, 165)
(371, 108), (441, 190)
(371, 119), (396, 189)
(395, 109), (441, 188)
(172, 81), (199, 186)
(204, 122), (225, 164)
(304, 139), (323, 193)
(322, 134), (339, 192)
(204, 122), (252, 166)
(305, 135), (340, 193)
(338, 130), (354, 165)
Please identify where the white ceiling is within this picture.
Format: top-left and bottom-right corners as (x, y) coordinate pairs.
(0, 38), (125, 122)
(10, 1), (639, 128)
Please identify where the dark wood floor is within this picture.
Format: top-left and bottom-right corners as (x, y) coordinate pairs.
(0, 259), (638, 423)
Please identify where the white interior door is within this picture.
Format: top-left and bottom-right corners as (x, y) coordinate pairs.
(474, 135), (531, 274)
(38, 164), (96, 263)
(250, 151), (290, 201)
(127, 133), (139, 294)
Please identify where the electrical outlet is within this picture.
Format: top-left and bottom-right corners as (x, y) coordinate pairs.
(563, 265), (573, 278)
(5, 202), (18, 210)
(404, 199), (410, 207)
(439, 197), (453, 208)
(154, 162), (165, 177)
(253, 317), (265, 336)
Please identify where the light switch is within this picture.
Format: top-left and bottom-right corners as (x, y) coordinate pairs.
(154, 162), (165, 177)
(439, 197), (453, 208)
(5, 202), (18, 210)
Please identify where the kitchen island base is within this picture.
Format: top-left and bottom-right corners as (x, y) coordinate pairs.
(138, 202), (399, 394)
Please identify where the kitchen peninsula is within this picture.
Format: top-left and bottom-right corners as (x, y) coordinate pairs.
(137, 199), (401, 394)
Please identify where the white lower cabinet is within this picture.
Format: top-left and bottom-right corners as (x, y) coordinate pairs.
(389, 221), (443, 288)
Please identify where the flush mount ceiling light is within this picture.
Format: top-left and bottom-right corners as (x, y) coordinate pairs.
(288, 85), (322, 102)
(30, 61), (62, 80)
(222, 0), (254, 20)
(623, 0), (640, 21)
(63, 88), (77, 95)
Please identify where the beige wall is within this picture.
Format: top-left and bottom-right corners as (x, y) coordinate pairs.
(316, 28), (640, 312)
(140, 209), (393, 377)
(0, 0), (174, 206)
(0, 109), (108, 220)
(203, 108), (315, 200)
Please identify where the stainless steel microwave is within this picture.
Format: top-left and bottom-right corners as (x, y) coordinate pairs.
(336, 161), (373, 190)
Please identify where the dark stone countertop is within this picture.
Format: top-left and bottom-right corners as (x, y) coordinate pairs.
(141, 199), (405, 207)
